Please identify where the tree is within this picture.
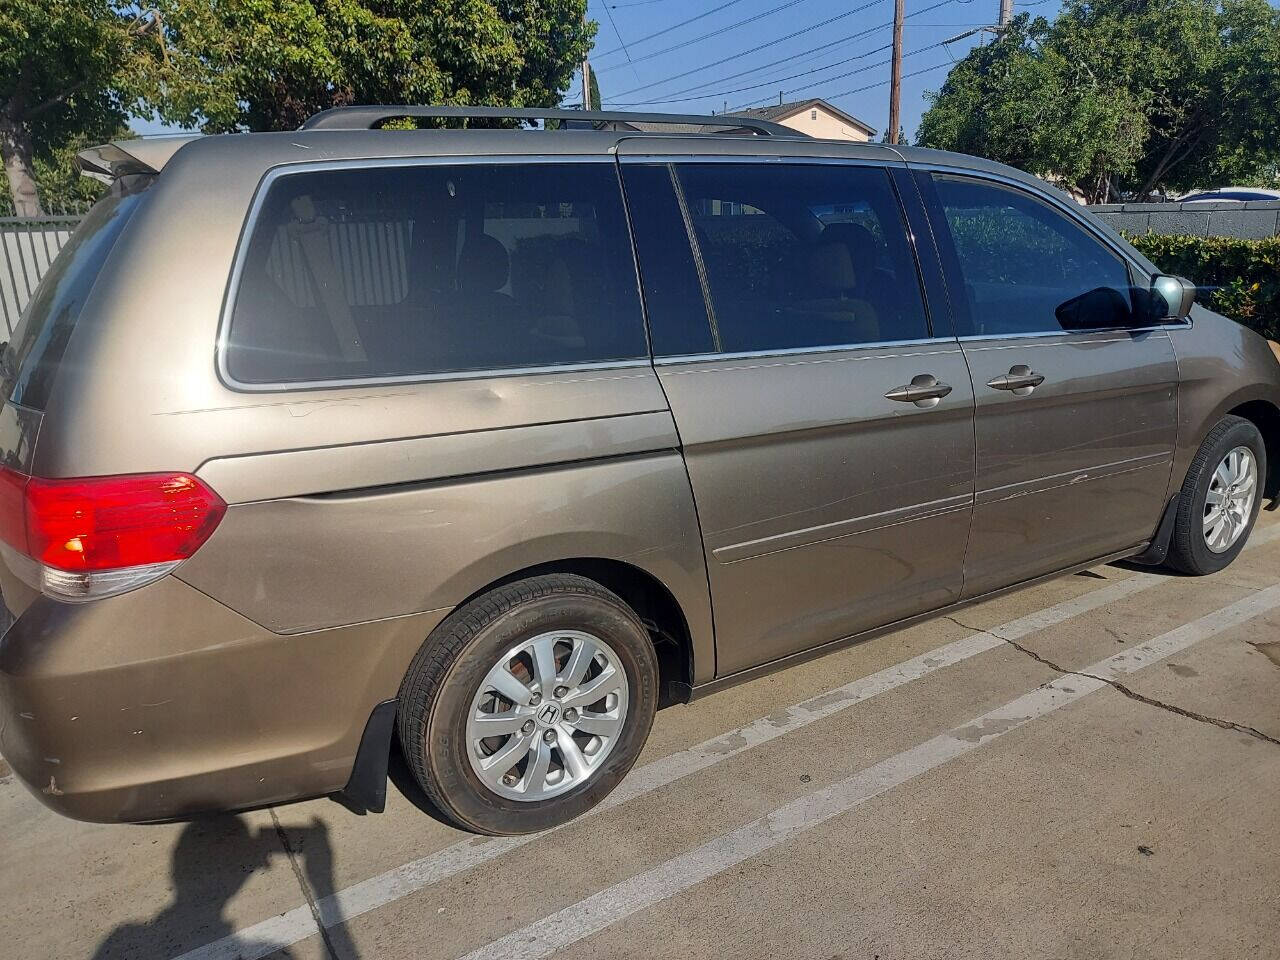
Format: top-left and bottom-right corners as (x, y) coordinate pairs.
(151, 1), (597, 132)
(879, 125), (908, 146)
(0, 1), (154, 215)
(917, 0), (1280, 202)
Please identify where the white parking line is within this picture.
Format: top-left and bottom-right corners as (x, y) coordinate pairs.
(173, 523), (1280, 960)
(461, 583), (1280, 960)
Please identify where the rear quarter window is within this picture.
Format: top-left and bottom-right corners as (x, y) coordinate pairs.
(224, 161), (649, 385)
(2, 184), (148, 410)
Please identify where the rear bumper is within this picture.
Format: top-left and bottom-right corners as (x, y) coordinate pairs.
(0, 574), (444, 823)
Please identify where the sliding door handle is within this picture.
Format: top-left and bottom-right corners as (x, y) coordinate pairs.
(986, 365), (1045, 395)
(885, 374), (953, 408)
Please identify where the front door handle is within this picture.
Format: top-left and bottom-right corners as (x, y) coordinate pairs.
(986, 365), (1045, 396)
(885, 374), (954, 409)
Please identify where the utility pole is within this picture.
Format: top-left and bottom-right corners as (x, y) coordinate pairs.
(999, 0), (1013, 26)
(888, 0), (904, 144)
(581, 9), (592, 109)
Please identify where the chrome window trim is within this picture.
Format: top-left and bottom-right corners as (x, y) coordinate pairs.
(653, 336), (957, 367)
(955, 324), (1185, 344)
(617, 153), (903, 169)
(215, 153), (639, 394)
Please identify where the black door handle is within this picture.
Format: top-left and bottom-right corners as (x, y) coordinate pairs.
(986, 364), (1045, 395)
(885, 374), (954, 408)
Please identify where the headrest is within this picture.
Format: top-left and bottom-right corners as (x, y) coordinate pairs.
(458, 234), (510, 292)
(804, 242), (857, 294)
(819, 221), (879, 261)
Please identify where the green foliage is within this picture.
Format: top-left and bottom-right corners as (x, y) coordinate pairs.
(150, 1), (597, 132)
(918, 0), (1280, 202)
(588, 67), (601, 111)
(0, 132), (117, 215)
(0, 1), (154, 213)
(1126, 232), (1280, 339)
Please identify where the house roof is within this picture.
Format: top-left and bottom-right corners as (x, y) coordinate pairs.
(730, 99), (876, 136)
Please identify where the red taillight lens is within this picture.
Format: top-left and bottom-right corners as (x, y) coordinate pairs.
(0, 467), (225, 572)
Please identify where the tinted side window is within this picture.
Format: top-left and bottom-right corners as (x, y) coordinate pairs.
(226, 162), (647, 384)
(930, 175), (1135, 337)
(673, 163), (929, 353)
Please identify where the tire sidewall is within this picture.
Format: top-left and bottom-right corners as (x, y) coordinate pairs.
(422, 591), (658, 835)
(1180, 420), (1267, 574)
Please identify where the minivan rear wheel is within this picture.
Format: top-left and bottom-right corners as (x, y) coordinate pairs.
(396, 574), (659, 835)
(1166, 415), (1266, 576)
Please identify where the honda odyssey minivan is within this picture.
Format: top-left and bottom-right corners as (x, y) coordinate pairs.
(2, 106), (1278, 835)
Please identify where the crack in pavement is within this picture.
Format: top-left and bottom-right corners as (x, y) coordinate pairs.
(942, 614), (1280, 747)
(270, 809), (341, 960)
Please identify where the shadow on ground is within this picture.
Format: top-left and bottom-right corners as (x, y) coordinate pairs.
(91, 815), (359, 960)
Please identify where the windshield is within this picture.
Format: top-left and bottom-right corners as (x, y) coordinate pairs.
(1, 179), (150, 410)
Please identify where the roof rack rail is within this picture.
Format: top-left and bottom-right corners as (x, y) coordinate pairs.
(298, 105), (799, 137)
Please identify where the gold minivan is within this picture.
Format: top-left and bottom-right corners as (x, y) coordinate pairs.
(2, 107), (1278, 835)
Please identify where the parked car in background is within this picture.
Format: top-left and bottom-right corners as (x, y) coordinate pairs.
(1, 107), (1279, 836)
(1178, 187), (1280, 203)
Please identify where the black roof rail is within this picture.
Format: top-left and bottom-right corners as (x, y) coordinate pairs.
(298, 104), (800, 137)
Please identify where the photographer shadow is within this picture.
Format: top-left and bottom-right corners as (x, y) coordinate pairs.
(92, 814), (358, 960)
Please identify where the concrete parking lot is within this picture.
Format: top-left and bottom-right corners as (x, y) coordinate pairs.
(5, 512), (1280, 960)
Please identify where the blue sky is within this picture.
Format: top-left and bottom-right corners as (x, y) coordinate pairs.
(131, 0), (1059, 138)
(579, 0), (1064, 137)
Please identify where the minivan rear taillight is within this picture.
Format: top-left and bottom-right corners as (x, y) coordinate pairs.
(0, 468), (225, 601)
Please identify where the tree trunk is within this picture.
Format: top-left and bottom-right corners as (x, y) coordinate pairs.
(0, 116), (43, 217)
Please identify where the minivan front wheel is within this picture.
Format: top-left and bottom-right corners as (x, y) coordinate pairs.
(1167, 415), (1267, 575)
(397, 574), (658, 835)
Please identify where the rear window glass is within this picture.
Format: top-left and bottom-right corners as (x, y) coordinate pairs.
(2, 185), (148, 410)
(225, 162), (648, 384)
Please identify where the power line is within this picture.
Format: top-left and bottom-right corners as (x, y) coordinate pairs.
(632, 42), (894, 105)
(606, 0), (960, 105)
(595, 0), (814, 73)
(826, 58), (953, 100)
(596, 0), (640, 85)
(729, 37), (950, 110)
(593, 0), (752, 58)
(608, 0), (890, 100)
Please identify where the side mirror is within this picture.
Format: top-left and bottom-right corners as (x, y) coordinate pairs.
(1151, 275), (1197, 322)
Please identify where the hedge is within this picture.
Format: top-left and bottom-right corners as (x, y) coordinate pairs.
(1124, 232), (1280, 340)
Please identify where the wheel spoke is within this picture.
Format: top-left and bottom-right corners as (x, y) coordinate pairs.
(557, 732), (591, 781)
(572, 710), (622, 738)
(477, 731), (534, 778)
(1205, 487), (1225, 507)
(1215, 462), (1233, 489)
(559, 635), (595, 688)
(471, 710), (527, 737)
(561, 664), (621, 709)
(489, 666), (536, 707)
(531, 634), (559, 693)
(520, 738), (553, 794)
(1204, 506), (1225, 531)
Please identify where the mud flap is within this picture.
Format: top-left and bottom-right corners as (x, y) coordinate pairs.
(333, 699), (397, 815)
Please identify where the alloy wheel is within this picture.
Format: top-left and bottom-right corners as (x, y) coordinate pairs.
(1203, 445), (1257, 554)
(465, 630), (629, 801)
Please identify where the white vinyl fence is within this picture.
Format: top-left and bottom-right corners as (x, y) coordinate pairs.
(0, 216), (82, 337)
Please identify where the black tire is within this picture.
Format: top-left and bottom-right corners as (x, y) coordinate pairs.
(1166, 415), (1266, 575)
(396, 573), (659, 835)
